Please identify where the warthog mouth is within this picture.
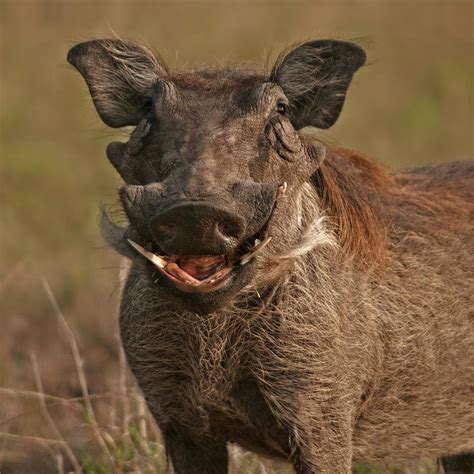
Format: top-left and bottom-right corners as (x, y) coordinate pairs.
(127, 237), (271, 294)
(126, 182), (286, 295)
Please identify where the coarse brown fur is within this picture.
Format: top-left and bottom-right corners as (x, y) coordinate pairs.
(68, 38), (474, 473)
(312, 147), (390, 263)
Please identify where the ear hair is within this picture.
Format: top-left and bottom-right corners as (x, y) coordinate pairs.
(271, 40), (366, 130)
(67, 39), (167, 127)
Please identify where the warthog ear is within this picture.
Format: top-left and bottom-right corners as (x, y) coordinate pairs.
(67, 39), (166, 127)
(271, 40), (366, 130)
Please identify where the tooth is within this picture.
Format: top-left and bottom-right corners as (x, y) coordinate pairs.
(278, 182), (288, 196)
(254, 236), (272, 252)
(240, 236), (272, 265)
(127, 239), (167, 269)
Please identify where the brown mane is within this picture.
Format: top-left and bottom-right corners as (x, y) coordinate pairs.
(311, 147), (391, 264)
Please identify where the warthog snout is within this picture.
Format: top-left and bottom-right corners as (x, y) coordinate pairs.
(150, 201), (245, 255)
(118, 178), (280, 298)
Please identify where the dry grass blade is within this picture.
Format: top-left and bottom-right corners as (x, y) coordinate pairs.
(0, 412), (8, 474)
(0, 432), (75, 467)
(0, 387), (76, 405)
(30, 351), (82, 474)
(56, 453), (65, 474)
(41, 279), (116, 470)
(119, 348), (130, 436)
(0, 433), (66, 447)
(137, 396), (147, 441)
(0, 387), (124, 404)
(0, 392), (129, 429)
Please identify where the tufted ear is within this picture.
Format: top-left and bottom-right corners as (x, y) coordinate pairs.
(271, 40), (366, 130)
(67, 39), (167, 127)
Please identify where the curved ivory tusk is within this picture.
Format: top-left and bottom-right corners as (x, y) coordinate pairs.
(239, 237), (272, 265)
(127, 239), (167, 269)
(277, 182), (288, 198)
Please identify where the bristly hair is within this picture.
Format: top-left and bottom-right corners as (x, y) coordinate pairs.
(269, 39), (366, 130)
(102, 39), (168, 88)
(270, 42), (336, 94)
(98, 40), (166, 120)
(67, 38), (169, 127)
(311, 147), (391, 264)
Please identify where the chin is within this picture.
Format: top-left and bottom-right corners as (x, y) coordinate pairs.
(156, 262), (254, 314)
(152, 261), (255, 314)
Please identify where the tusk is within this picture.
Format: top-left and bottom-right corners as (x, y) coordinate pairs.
(278, 182), (288, 197)
(127, 239), (167, 269)
(240, 236), (272, 265)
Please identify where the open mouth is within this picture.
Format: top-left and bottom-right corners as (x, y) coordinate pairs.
(126, 182), (287, 294)
(127, 237), (271, 293)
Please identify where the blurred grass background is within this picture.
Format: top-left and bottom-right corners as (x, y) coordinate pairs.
(0, 0), (472, 472)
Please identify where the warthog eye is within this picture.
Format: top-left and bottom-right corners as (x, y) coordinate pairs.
(276, 101), (288, 116)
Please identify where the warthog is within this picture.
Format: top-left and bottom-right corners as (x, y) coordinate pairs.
(68, 38), (473, 473)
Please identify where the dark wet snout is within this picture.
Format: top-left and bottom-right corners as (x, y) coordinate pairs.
(151, 202), (245, 255)
(120, 182), (278, 256)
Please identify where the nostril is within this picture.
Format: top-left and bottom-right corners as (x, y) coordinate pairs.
(151, 204), (244, 255)
(216, 222), (237, 240)
(157, 223), (176, 238)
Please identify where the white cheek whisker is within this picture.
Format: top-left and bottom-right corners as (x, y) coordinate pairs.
(273, 216), (337, 262)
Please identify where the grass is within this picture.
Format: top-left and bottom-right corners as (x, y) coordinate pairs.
(0, 0), (472, 472)
(0, 280), (166, 473)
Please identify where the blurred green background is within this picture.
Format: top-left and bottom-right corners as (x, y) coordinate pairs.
(0, 0), (472, 471)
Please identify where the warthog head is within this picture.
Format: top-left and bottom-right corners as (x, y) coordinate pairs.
(68, 38), (366, 313)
